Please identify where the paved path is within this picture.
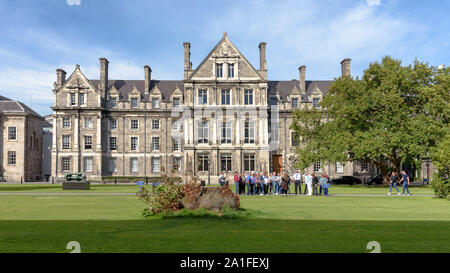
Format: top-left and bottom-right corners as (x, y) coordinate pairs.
(0, 192), (434, 197)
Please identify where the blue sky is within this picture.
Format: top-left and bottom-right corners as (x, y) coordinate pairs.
(0, 0), (448, 115)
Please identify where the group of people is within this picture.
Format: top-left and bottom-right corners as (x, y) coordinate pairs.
(388, 170), (411, 196)
(218, 170), (332, 196)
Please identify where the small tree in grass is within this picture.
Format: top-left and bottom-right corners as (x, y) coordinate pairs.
(291, 57), (449, 185)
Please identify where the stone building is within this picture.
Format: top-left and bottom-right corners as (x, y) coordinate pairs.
(51, 33), (380, 183)
(0, 95), (46, 182)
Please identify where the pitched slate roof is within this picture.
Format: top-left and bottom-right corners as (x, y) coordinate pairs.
(0, 95), (43, 118)
(87, 78), (331, 104)
(89, 79), (184, 102)
(268, 80), (333, 102)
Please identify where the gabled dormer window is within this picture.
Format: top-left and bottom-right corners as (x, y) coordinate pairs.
(110, 97), (117, 108)
(152, 98), (160, 108)
(292, 98), (298, 108)
(216, 63), (223, 78)
(173, 98), (180, 108)
(131, 97), (138, 108)
(313, 98), (320, 108)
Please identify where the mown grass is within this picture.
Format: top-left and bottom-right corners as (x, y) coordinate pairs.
(0, 193), (449, 253)
(0, 183), (434, 195)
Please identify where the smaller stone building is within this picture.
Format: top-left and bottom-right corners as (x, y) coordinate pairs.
(0, 95), (46, 182)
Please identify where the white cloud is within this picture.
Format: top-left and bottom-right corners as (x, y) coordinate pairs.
(66, 0), (81, 6)
(204, 0), (416, 79)
(366, 0), (381, 6)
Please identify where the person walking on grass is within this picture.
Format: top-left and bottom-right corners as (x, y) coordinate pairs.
(293, 170), (302, 195)
(312, 173), (319, 196)
(399, 170), (411, 196)
(388, 171), (401, 196)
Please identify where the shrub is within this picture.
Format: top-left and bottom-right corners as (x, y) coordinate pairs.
(431, 175), (450, 199)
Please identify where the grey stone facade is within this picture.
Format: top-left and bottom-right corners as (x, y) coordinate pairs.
(51, 33), (383, 183)
(0, 95), (46, 182)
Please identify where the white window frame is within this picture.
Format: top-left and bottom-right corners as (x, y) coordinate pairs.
(152, 137), (160, 151)
(62, 157), (71, 172)
(130, 119), (139, 130)
(84, 135), (93, 150)
(84, 117), (93, 129)
(8, 126), (17, 140)
(62, 135), (70, 149)
(151, 157), (160, 173)
(130, 158), (139, 173)
(7, 151), (16, 165)
(152, 119), (160, 130)
(131, 97), (138, 108)
(221, 121), (232, 144)
(84, 157), (93, 172)
(244, 89), (253, 105)
(130, 137), (138, 151)
(62, 117), (71, 128)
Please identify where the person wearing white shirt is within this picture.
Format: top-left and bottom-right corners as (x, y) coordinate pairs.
(304, 172), (313, 196)
(293, 170), (302, 195)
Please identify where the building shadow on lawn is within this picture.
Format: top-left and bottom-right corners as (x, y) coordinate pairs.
(0, 218), (449, 253)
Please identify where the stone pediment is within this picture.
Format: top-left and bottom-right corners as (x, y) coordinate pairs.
(188, 33), (264, 81)
(108, 85), (120, 95)
(150, 85), (162, 95)
(60, 65), (97, 93)
(172, 87), (183, 96)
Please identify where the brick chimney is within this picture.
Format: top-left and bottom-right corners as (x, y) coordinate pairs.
(340, 58), (351, 77)
(99, 58), (109, 94)
(259, 42), (267, 70)
(56, 69), (66, 89)
(299, 65), (306, 93)
(183, 42), (191, 79)
(144, 65), (152, 94)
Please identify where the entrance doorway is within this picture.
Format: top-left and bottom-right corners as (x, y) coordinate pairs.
(272, 155), (282, 174)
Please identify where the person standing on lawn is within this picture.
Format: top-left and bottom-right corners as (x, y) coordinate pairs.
(263, 172), (270, 195)
(319, 173), (327, 196)
(312, 173), (319, 196)
(399, 170), (411, 196)
(218, 172), (226, 187)
(268, 172), (273, 194)
(233, 172), (240, 195)
(246, 172), (252, 195)
(388, 171), (401, 196)
(293, 170), (302, 195)
(272, 172), (280, 195)
(305, 172), (312, 195)
(281, 173), (289, 194)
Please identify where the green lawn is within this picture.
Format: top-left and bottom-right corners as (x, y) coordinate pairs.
(0, 183), (434, 195)
(0, 186), (448, 253)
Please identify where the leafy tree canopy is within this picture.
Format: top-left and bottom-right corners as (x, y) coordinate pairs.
(291, 56), (449, 183)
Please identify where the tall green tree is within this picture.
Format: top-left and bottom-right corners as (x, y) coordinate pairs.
(291, 56), (449, 184)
